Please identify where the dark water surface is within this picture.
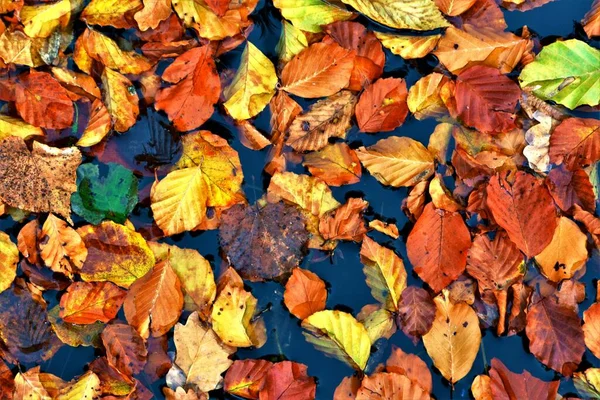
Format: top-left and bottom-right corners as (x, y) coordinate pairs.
(1, 0), (599, 399)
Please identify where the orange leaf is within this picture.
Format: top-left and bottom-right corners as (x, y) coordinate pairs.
(303, 143), (361, 186)
(487, 358), (560, 399)
(548, 117), (600, 170)
(486, 171), (557, 257)
(435, 0), (478, 15)
(135, 0), (172, 31)
(583, 302), (600, 359)
(39, 214), (87, 279)
(101, 322), (148, 376)
(355, 372), (430, 400)
(319, 198), (368, 243)
(356, 77), (408, 133)
(124, 259), (184, 338)
(281, 42), (356, 98)
(526, 296), (585, 376)
(455, 65), (520, 134)
(224, 359), (274, 399)
(546, 164), (596, 213)
(407, 203), (471, 292)
(283, 268), (327, 320)
(258, 361), (316, 400)
(15, 70), (74, 129)
(385, 346), (432, 393)
(155, 45), (220, 132)
(333, 376), (360, 400)
(60, 282), (126, 324)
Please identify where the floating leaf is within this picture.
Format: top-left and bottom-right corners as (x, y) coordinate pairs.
(71, 163), (139, 225)
(548, 117), (600, 170)
(0, 137), (81, 221)
(0, 114), (44, 141)
(339, 0), (449, 30)
(135, 0), (172, 31)
(356, 137), (434, 188)
(407, 73), (450, 120)
(302, 310), (371, 370)
(281, 42), (355, 98)
(546, 165), (596, 213)
(386, 346), (432, 393)
(284, 268), (327, 320)
(48, 306), (105, 348)
(0, 232), (18, 294)
(155, 46), (220, 131)
(277, 20), (308, 64)
(519, 39), (600, 109)
(101, 321), (148, 376)
(355, 372), (430, 400)
(81, 0), (142, 29)
(102, 68), (140, 133)
(319, 198), (367, 243)
(356, 77), (408, 133)
(273, 0), (355, 33)
(0, 30), (46, 67)
(259, 361), (316, 400)
(77, 99), (111, 147)
(583, 302), (600, 359)
(82, 28), (152, 75)
(375, 32), (441, 59)
(60, 282), (125, 324)
(574, 368), (600, 399)
(486, 358), (560, 399)
(224, 359), (273, 399)
(303, 143), (361, 186)
(407, 203), (471, 292)
(20, 0), (82, 38)
(422, 292), (481, 383)
(436, 0), (477, 15)
(582, 0), (600, 38)
(223, 42), (277, 121)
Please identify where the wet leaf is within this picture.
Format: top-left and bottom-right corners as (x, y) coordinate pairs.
(436, 0), (478, 15)
(81, 0), (142, 28)
(60, 281), (125, 324)
(397, 286), (436, 340)
(277, 20), (308, 64)
(135, 0), (173, 31)
(71, 163), (139, 225)
(582, 0), (600, 38)
(273, 0), (355, 33)
(339, 0), (449, 30)
(102, 321), (148, 376)
(0, 232), (18, 294)
(385, 346), (432, 393)
(319, 198), (368, 243)
(281, 42), (356, 98)
(356, 77), (408, 133)
(224, 359), (273, 399)
(422, 292), (481, 383)
(37, 214), (86, 277)
(356, 136), (434, 188)
(374, 32), (441, 59)
(77, 99), (111, 147)
(546, 165), (596, 213)
(284, 268), (327, 319)
(358, 304), (396, 342)
(286, 90), (357, 152)
(259, 361), (316, 400)
(407, 203), (471, 292)
(20, 0), (82, 38)
(0, 29), (47, 67)
(485, 358), (560, 399)
(219, 202), (309, 281)
(155, 46), (220, 131)
(172, 312), (235, 392)
(583, 302), (600, 359)
(355, 372), (430, 400)
(0, 114), (44, 141)
(77, 221), (155, 288)
(519, 39), (600, 109)
(303, 143), (361, 186)
(102, 68), (140, 133)
(223, 42), (277, 121)
(124, 258), (184, 338)
(48, 305), (105, 347)
(574, 368), (600, 398)
(487, 171), (557, 257)
(0, 137), (81, 221)
(407, 72), (450, 120)
(548, 117), (600, 170)
(526, 296), (585, 375)
(302, 310), (371, 370)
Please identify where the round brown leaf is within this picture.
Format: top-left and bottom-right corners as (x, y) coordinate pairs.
(101, 321), (148, 376)
(396, 286), (436, 341)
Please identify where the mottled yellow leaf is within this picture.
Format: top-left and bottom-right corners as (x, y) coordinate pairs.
(407, 73), (450, 120)
(0, 115), (44, 141)
(339, 0), (449, 30)
(20, 0), (83, 38)
(277, 20), (308, 64)
(0, 231), (18, 294)
(375, 32), (441, 59)
(0, 30), (46, 67)
(81, 0), (143, 29)
(102, 68), (139, 133)
(273, 0), (355, 33)
(83, 28), (152, 75)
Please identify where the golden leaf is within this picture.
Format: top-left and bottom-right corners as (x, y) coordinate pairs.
(339, 0), (449, 30)
(273, 0), (355, 33)
(0, 232), (18, 294)
(39, 214), (87, 278)
(102, 68), (139, 133)
(375, 32), (441, 59)
(20, 0), (82, 38)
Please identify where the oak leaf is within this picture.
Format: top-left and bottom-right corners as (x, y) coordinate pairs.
(60, 281), (125, 324)
(284, 268), (327, 320)
(356, 77), (408, 133)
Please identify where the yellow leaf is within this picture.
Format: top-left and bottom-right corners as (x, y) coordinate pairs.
(356, 136), (435, 187)
(77, 99), (111, 147)
(51, 67), (102, 99)
(339, 0), (449, 30)
(81, 0), (143, 29)
(20, 0), (82, 38)
(0, 114), (44, 141)
(0, 231), (18, 294)
(83, 28), (152, 75)
(273, 0), (355, 33)
(55, 371), (101, 400)
(173, 312), (235, 392)
(429, 174), (463, 212)
(77, 221), (155, 288)
(149, 242), (216, 316)
(422, 292), (481, 383)
(211, 283), (263, 347)
(407, 72), (450, 120)
(223, 42), (277, 120)
(471, 375), (493, 400)
(14, 368), (52, 400)
(0, 30), (46, 67)
(135, 0), (172, 31)
(151, 166), (208, 236)
(102, 68), (139, 133)
(276, 20), (308, 64)
(374, 32), (441, 59)
(357, 305), (396, 343)
(39, 214), (88, 279)
(302, 310), (371, 370)
(574, 368), (600, 399)
(360, 236), (407, 311)
(536, 217), (588, 282)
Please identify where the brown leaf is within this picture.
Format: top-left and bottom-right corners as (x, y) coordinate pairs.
(546, 164), (596, 213)
(454, 65), (520, 134)
(526, 296), (585, 375)
(15, 70), (74, 129)
(549, 117), (600, 170)
(385, 346), (432, 393)
(488, 358), (560, 399)
(224, 359), (274, 399)
(124, 258), (184, 338)
(281, 42), (356, 98)
(486, 171), (557, 257)
(407, 203), (471, 292)
(102, 321), (148, 376)
(258, 361), (316, 400)
(303, 143), (362, 186)
(396, 286), (436, 341)
(356, 77), (408, 133)
(60, 281), (126, 324)
(284, 268), (327, 320)
(219, 202), (309, 281)
(286, 90), (357, 152)
(0, 137), (81, 221)
(573, 204), (600, 248)
(155, 46), (220, 131)
(583, 302), (600, 359)
(319, 198), (368, 243)
(355, 372), (430, 400)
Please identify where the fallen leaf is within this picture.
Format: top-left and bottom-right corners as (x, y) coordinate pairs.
(333, 376), (360, 400)
(39, 214), (87, 278)
(407, 203), (471, 292)
(135, 0), (172, 31)
(20, 0), (82, 38)
(259, 361), (316, 400)
(155, 45), (220, 131)
(574, 368), (600, 398)
(355, 372), (430, 400)
(224, 359), (273, 399)
(102, 68), (140, 133)
(277, 20), (308, 64)
(272, 0), (355, 33)
(303, 143), (361, 186)
(77, 99), (112, 147)
(358, 304), (396, 342)
(281, 42), (355, 98)
(487, 358), (560, 399)
(407, 72), (450, 120)
(368, 220), (399, 239)
(583, 302), (600, 359)
(286, 90), (357, 152)
(60, 282), (125, 324)
(548, 117), (600, 170)
(0, 114), (44, 141)
(302, 310), (371, 370)
(223, 42), (277, 120)
(582, 0), (600, 38)
(284, 268), (327, 319)
(81, 0), (142, 29)
(339, 0), (449, 30)
(0, 137), (81, 221)
(319, 198), (368, 243)
(374, 32), (441, 59)
(436, 0), (478, 15)
(0, 29), (46, 67)
(546, 165), (596, 213)
(385, 346), (432, 393)
(0, 232), (18, 294)
(102, 321), (148, 376)
(356, 78), (408, 133)
(422, 292), (481, 383)
(48, 306), (105, 348)
(396, 286), (436, 341)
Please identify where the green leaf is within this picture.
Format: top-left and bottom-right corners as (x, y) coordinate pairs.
(71, 163), (138, 225)
(301, 310), (371, 370)
(273, 0), (355, 33)
(519, 39), (600, 109)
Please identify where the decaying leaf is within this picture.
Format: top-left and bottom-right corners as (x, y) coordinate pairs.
(102, 321), (148, 376)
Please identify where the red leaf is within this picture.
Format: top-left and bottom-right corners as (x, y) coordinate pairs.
(224, 359), (274, 399)
(355, 77), (408, 133)
(486, 171), (557, 257)
(15, 70), (74, 129)
(407, 203), (471, 292)
(546, 164), (596, 213)
(155, 45), (220, 131)
(488, 358), (560, 399)
(258, 361), (316, 400)
(101, 322), (148, 376)
(455, 65), (520, 133)
(549, 117), (600, 170)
